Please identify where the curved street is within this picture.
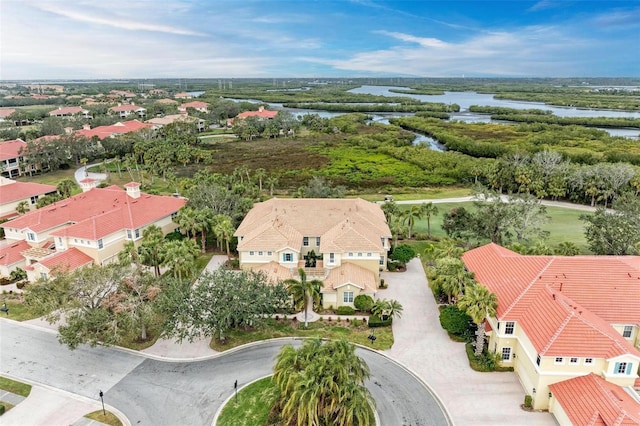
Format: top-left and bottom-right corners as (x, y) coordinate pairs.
(0, 320), (451, 426)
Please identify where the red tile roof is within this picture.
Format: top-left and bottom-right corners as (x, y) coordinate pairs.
(462, 243), (640, 358)
(49, 106), (87, 116)
(2, 184), (185, 240)
(0, 240), (30, 266)
(0, 180), (57, 204)
(179, 101), (208, 109)
(0, 109), (16, 118)
(39, 248), (93, 273)
(0, 139), (26, 161)
(549, 374), (640, 426)
(235, 106), (278, 119)
(74, 120), (151, 140)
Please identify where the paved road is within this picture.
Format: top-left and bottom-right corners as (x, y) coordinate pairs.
(74, 163), (107, 185)
(0, 320), (451, 426)
(390, 195), (597, 212)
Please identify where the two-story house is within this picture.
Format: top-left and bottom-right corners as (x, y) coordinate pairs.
(461, 243), (640, 413)
(49, 106), (91, 118)
(178, 101), (209, 114)
(235, 198), (391, 308)
(0, 176), (57, 220)
(0, 139), (28, 178)
(109, 104), (146, 119)
(1, 181), (185, 281)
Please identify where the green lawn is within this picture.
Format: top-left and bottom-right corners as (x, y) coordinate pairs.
(0, 376), (32, 397)
(16, 168), (76, 186)
(216, 377), (278, 426)
(85, 410), (123, 426)
(400, 201), (589, 253)
(210, 318), (392, 351)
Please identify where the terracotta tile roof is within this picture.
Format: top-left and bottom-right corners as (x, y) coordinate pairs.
(251, 261), (293, 283)
(75, 120), (151, 140)
(462, 243), (640, 358)
(39, 248), (93, 273)
(0, 179), (56, 204)
(0, 240), (30, 266)
(549, 374), (640, 426)
(49, 106), (87, 116)
(179, 101), (208, 109)
(156, 98), (178, 104)
(323, 263), (377, 293)
(0, 109), (16, 118)
(2, 184), (185, 239)
(236, 198), (390, 254)
(235, 106), (278, 119)
(0, 139), (26, 161)
(146, 114), (198, 126)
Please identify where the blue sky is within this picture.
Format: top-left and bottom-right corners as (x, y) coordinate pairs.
(1, 0), (638, 79)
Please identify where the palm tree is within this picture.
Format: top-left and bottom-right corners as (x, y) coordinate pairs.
(16, 200), (29, 215)
(265, 175), (278, 197)
(254, 167), (267, 192)
(213, 214), (235, 260)
(371, 298), (403, 321)
(420, 202), (439, 239)
(458, 283), (498, 356)
(161, 239), (199, 281)
(273, 339), (373, 426)
(402, 205), (423, 239)
(176, 206), (198, 241)
(432, 257), (475, 304)
(284, 268), (322, 327)
(194, 208), (214, 253)
(555, 241), (579, 256)
(139, 225), (165, 276)
(57, 179), (77, 198)
(388, 215), (406, 250)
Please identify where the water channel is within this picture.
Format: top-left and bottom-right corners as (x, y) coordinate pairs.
(226, 85), (640, 149)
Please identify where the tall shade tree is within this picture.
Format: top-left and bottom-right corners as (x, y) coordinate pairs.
(458, 284), (498, 357)
(163, 269), (289, 342)
(580, 194), (640, 255)
(24, 264), (161, 349)
(284, 268), (322, 327)
(272, 339), (374, 426)
(194, 208), (215, 253)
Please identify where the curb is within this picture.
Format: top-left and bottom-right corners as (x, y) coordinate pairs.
(0, 372), (132, 426)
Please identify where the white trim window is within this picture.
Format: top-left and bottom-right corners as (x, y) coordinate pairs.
(501, 347), (512, 361)
(504, 321), (515, 335)
(27, 232), (36, 241)
(329, 253), (335, 264)
(283, 253), (293, 262)
(584, 358), (594, 365)
(623, 325), (633, 338)
(343, 291), (354, 303)
(569, 357), (579, 365)
(98, 239), (104, 250)
(614, 362), (632, 375)
(554, 357), (564, 365)
(315, 237), (321, 246)
(303, 237), (309, 247)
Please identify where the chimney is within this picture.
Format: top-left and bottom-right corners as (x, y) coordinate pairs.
(125, 182), (141, 199)
(80, 178), (98, 192)
(64, 126), (73, 134)
(258, 105), (265, 112)
(82, 123), (91, 130)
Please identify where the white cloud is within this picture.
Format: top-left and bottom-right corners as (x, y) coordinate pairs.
(32, 2), (205, 36)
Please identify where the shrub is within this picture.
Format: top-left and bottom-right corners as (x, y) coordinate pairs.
(0, 403), (5, 415)
(524, 395), (533, 408)
(337, 306), (355, 315)
(16, 281), (27, 290)
(390, 244), (416, 264)
(387, 262), (398, 272)
(368, 315), (392, 328)
(354, 295), (374, 312)
(439, 305), (472, 337)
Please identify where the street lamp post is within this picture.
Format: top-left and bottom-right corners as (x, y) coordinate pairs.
(234, 380), (238, 404)
(99, 390), (105, 416)
(0, 302), (9, 316)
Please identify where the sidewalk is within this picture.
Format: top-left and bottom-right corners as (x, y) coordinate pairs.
(381, 258), (555, 426)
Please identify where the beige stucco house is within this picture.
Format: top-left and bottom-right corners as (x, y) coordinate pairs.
(0, 176), (57, 220)
(1, 181), (185, 281)
(462, 243), (640, 415)
(235, 198), (391, 308)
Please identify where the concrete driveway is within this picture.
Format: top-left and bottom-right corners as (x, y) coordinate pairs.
(380, 258), (555, 426)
